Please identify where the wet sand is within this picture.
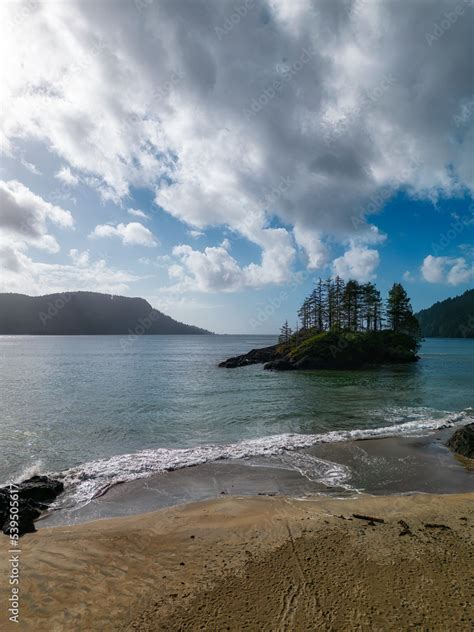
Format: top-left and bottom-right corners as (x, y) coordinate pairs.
(42, 430), (474, 527)
(1, 493), (473, 631)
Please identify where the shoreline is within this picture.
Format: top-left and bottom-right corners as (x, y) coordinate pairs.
(1, 492), (472, 631)
(40, 427), (474, 528)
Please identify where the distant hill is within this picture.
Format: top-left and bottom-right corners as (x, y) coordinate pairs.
(415, 289), (474, 338)
(0, 292), (212, 335)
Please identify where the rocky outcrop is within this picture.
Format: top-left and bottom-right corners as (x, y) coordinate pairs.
(220, 331), (419, 372)
(0, 475), (64, 537)
(446, 423), (474, 459)
(218, 344), (283, 368)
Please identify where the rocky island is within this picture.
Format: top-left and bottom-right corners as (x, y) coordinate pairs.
(220, 279), (421, 371)
(219, 330), (419, 370)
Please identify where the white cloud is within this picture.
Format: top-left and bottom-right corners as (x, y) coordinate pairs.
(0, 244), (139, 296)
(421, 255), (473, 285)
(188, 229), (205, 239)
(1, 1), (473, 289)
(403, 270), (416, 283)
(293, 226), (329, 270)
(171, 243), (243, 292)
(69, 248), (90, 266)
(332, 244), (380, 282)
(55, 166), (79, 187)
(89, 222), (158, 247)
(139, 254), (172, 268)
(0, 179), (73, 253)
(169, 229), (295, 292)
(128, 208), (149, 220)
(20, 158), (41, 175)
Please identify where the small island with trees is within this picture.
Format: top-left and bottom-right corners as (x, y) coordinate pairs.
(220, 278), (421, 370)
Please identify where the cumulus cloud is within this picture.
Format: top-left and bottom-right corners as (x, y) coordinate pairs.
(89, 222), (158, 247)
(332, 244), (380, 282)
(1, 0), (473, 289)
(0, 179), (73, 253)
(169, 232), (295, 292)
(421, 255), (473, 285)
(0, 244), (139, 295)
(69, 248), (90, 266)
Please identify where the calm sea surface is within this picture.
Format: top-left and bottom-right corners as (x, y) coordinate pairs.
(0, 335), (472, 503)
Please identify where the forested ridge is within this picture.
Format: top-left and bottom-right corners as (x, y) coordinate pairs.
(415, 289), (474, 338)
(0, 292), (212, 335)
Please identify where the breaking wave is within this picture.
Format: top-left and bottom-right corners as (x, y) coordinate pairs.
(51, 407), (473, 507)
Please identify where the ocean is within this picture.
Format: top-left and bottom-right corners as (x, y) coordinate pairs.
(1, 335), (473, 513)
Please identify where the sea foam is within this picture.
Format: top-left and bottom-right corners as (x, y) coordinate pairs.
(51, 407), (473, 507)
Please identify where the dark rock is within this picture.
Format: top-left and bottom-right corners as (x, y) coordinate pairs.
(446, 423), (474, 459)
(0, 475), (64, 537)
(219, 344), (283, 368)
(264, 358), (294, 371)
(2, 502), (39, 536)
(16, 475), (64, 503)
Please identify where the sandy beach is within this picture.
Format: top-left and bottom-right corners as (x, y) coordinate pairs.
(1, 492), (472, 631)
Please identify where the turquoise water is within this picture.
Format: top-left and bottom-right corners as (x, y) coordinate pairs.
(0, 336), (472, 502)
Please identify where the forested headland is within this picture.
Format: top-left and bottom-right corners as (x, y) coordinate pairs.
(415, 289), (474, 338)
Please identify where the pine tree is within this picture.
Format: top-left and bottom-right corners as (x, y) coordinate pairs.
(333, 275), (345, 329)
(298, 298), (311, 331)
(316, 278), (325, 331)
(278, 320), (293, 343)
(342, 280), (361, 331)
(386, 283), (419, 335)
(373, 287), (384, 331)
(325, 277), (335, 330)
(361, 282), (380, 331)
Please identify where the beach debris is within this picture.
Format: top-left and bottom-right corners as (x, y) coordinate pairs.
(352, 513), (385, 524)
(424, 523), (451, 530)
(398, 520), (412, 536)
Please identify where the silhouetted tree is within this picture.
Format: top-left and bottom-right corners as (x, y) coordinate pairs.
(279, 320), (293, 343)
(386, 283), (419, 335)
(298, 298), (311, 331)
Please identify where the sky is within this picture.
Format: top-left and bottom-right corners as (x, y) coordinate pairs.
(0, 0), (473, 334)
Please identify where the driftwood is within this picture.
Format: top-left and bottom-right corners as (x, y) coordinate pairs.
(352, 513), (385, 524)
